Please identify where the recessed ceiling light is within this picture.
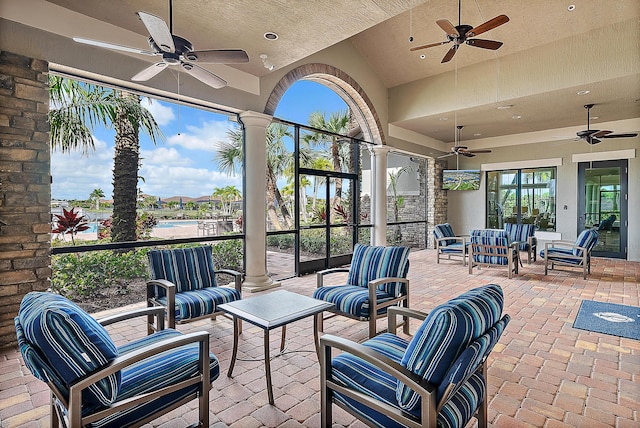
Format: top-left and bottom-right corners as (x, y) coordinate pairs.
(567, 5), (576, 11)
(264, 32), (279, 41)
(512, 115), (522, 119)
(497, 105), (513, 110)
(420, 54), (426, 59)
(439, 117), (448, 121)
(577, 90), (590, 95)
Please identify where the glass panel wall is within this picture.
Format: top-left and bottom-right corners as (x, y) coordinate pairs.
(486, 167), (556, 230)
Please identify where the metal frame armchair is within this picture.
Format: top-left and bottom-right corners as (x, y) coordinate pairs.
(314, 243), (411, 339)
(504, 223), (537, 264)
(15, 291), (217, 428)
(540, 229), (599, 279)
(433, 223), (469, 266)
(320, 284), (510, 428)
(147, 245), (242, 333)
(469, 229), (519, 278)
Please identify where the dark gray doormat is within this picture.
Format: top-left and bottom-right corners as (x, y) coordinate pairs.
(573, 300), (640, 340)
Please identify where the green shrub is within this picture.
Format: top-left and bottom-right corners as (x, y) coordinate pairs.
(52, 250), (149, 298)
(209, 239), (243, 272)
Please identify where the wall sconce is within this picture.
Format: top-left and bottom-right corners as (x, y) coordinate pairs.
(260, 54), (275, 71)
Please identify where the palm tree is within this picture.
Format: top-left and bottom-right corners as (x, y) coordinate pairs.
(212, 185), (241, 215)
(49, 76), (163, 243)
(215, 123), (293, 230)
(89, 188), (105, 210)
(305, 110), (350, 214)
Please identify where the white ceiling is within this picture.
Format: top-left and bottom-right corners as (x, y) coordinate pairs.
(2, 0), (639, 152)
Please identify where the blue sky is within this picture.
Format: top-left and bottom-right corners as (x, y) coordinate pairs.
(51, 80), (348, 201)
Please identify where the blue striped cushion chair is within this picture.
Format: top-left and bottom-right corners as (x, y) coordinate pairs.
(540, 229), (599, 279)
(313, 243), (410, 338)
(470, 229), (512, 265)
(15, 291), (219, 428)
(147, 246), (241, 327)
(434, 223), (456, 246)
(505, 223), (537, 263)
(326, 284), (509, 428)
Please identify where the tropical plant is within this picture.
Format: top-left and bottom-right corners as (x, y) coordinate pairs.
(89, 188), (105, 210)
(215, 123), (293, 229)
(212, 185), (241, 216)
(388, 165), (415, 242)
(51, 207), (90, 245)
(48, 75), (164, 244)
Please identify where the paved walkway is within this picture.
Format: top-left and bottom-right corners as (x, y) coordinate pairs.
(1, 250), (638, 427)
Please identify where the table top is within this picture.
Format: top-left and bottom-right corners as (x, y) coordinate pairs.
(219, 290), (334, 330)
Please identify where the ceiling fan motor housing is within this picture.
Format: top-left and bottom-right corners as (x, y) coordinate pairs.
(148, 35), (193, 56)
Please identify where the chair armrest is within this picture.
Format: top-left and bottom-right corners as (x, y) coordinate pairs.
(147, 279), (177, 328)
(98, 306), (165, 328)
(68, 331), (211, 425)
(216, 268), (243, 294)
(368, 276), (408, 288)
(435, 236), (467, 246)
(387, 306), (428, 333)
(146, 279), (176, 297)
(316, 268), (350, 287)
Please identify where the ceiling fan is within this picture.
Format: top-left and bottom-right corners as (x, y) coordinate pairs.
(576, 104), (638, 145)
(73, 0), (249, 89)
(410, 0), (509, 63)
(439, 125), (492, 159)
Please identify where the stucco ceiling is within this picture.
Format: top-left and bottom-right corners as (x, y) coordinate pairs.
(2, 0), (639, 152)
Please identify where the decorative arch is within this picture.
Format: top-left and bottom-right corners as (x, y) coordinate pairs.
(263, 63), (386, 146)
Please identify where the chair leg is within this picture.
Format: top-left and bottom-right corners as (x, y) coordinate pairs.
(477, 363), (489, 428)
(320, 343), (332, 428)
(369, 315), (377, 339)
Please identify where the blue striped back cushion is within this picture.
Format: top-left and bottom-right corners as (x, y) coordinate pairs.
(573, 229), (599, 256)
(505, 223), (535, 250)
(396, 284), (504, 411)
(434, 223), (456, 246)
(470, 229), (511, 265)
(17, 292), (119, 407)
(346, 244), (410, 296)
(148, 246), (217, 295)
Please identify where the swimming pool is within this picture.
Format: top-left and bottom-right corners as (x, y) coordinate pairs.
(78, 220), (199, 233)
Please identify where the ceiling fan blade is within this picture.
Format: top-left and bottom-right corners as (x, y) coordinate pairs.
(591, 130), (612, 138)
(187, 49), (249, 63)
(409, 40), (450, 52)
(602, 132), (639, 138)
(461, 152), (476, 158)
(181, 62), (226, 89)
(131, 62), (168, 81)
(586, 137), (602, 145)
(438, 152), (455, 159)
(73, 37), (156, 56)
(441, 45), (458, 63)
(467, 15), (509, 37)
(436, 19), (459, 38)
(137, 11), (175, 53)
(466, 38), (503, 50)
(468, 149), (492, 154)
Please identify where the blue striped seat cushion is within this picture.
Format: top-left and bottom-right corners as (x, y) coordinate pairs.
(540, 248), (585, 265)
(156, 286), (241, 321)
(397, 284), (504, 411)
(346, 243), (410, 296)
(505, 223), (535, 251)
(16, 292), (119, 407)
(434, 223), (456, 246)
(148, 246), (218, 296)
(470, 229), (512, 265)
(86, 329), (220, 428)
(440, 243), (467, 254)
(573, 229), (599, 256)
(313, 285), (397, 319)
(331, 333), (486, 428)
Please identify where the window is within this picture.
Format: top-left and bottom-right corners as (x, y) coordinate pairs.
(486, 167), (556, 231)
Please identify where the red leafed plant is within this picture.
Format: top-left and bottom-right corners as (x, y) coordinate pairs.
(52, 207), (89, 245)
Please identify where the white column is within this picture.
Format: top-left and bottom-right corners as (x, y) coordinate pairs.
(371, 145), (391, 246)
(239, 111), (280, 292)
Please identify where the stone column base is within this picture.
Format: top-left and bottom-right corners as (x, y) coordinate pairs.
(242, 276), (281, 293)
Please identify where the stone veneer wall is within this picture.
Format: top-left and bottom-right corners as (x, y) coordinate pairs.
(427, 158), (448, 249)
(0, 51), (50, 349)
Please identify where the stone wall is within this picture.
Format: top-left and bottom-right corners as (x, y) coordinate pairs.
(0, 51), (50, 349)
(427, 158), (448, 249)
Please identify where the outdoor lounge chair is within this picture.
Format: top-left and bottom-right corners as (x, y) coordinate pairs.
(433, 223), (469, 266)
(504, 223), (537, 263)
(314, 243), (411, 339)
(469, 229), (519, 278)
(320, 284), (510, 428)
(146, 245), (242, 332)
(540, 229), (599, 279)
(15, 291), (217, 428)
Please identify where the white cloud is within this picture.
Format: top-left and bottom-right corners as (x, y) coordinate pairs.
(51, 137), (114, 200)
(167, 120), (232, 152)
(141, 98), (175, 126)
(140, 164), (241, 198)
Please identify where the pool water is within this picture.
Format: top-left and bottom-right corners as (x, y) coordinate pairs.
(78, 220), (198, 233)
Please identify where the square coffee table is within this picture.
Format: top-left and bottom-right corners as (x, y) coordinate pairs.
(219, 289), (334, 405)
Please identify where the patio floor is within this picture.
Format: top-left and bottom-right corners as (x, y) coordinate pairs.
(1, 249), (638, 427)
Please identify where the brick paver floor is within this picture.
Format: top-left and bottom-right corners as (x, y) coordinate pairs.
(1, 249), (638, 427)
